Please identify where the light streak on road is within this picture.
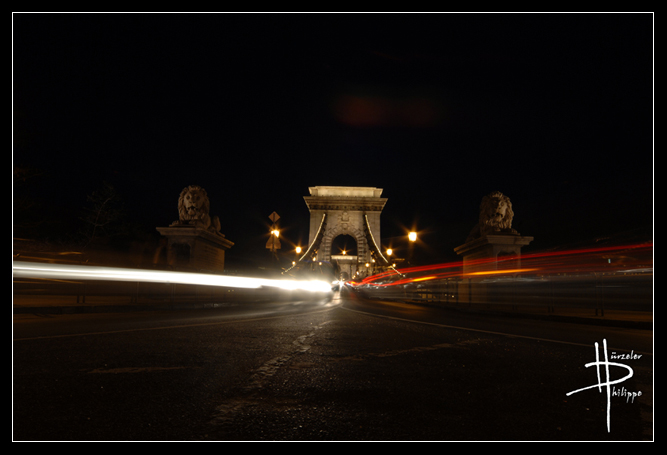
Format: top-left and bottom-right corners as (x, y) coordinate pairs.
(466, 268), (540, 276)
(12, 261), (333, 293)
(351, 242), (652, 288)
(412, 276), (437, 282)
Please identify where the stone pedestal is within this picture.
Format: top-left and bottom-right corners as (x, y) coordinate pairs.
(454, 234), (533, 304)
(454, 234), (534, 272)
(156, 225), (234, 273)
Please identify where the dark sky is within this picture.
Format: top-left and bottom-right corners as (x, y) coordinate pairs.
(13, 13), (654, 266)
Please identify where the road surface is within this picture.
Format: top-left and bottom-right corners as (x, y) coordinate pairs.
(13, 287), (653, 441)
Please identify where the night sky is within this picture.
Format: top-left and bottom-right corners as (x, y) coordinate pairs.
(13, 13), (654, 268)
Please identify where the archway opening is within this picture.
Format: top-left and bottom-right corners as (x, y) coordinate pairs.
(331, 234), (358, 282)
(331, 234), (357, 256)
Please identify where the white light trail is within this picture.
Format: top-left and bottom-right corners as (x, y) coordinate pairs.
(12, 261), (333, 293)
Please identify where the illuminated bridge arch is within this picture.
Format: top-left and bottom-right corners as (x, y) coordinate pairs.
(298, 186), (390, 277)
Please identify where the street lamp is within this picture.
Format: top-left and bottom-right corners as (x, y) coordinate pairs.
(291, 247), (302, 268)
(266, 228), (281, 261)
(267, 212), (281, 263)
(408, 231), (417, 265)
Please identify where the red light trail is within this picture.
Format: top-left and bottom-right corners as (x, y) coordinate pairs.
(352, 242), (652, 288)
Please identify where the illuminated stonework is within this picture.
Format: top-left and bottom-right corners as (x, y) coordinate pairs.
(300, 186), (389, 277)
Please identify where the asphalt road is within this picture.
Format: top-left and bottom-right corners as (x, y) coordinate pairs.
(13, 287), (653, 441)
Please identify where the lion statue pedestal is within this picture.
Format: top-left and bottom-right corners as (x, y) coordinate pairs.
(454, 191), (533, 306)
(455, 190), (533, 272)
(156, 185), (234, 273)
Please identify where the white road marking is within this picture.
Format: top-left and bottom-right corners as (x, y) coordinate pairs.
(340, 306), (653, 356)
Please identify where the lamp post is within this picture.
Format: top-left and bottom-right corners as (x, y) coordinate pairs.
(269, 229), (280, 262)
(408, 231), (417, 265)
(386, 248), (395, 273)
(266, 212), (281, 264)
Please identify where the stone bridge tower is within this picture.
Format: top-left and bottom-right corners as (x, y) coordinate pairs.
(298, 186), (390, 279)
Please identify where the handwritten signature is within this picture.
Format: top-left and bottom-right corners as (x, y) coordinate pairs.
(566, 339), (642, 433)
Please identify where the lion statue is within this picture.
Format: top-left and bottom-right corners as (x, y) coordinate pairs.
(466, 191), (519, 242)
(172, 185), (222, 233)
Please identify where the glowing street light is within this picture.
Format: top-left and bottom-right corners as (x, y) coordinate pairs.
(386, 248), (393, 256)
(295, 246), (302, 254)
(408, 231), (417, 265)
(267, 212), (281, 257)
